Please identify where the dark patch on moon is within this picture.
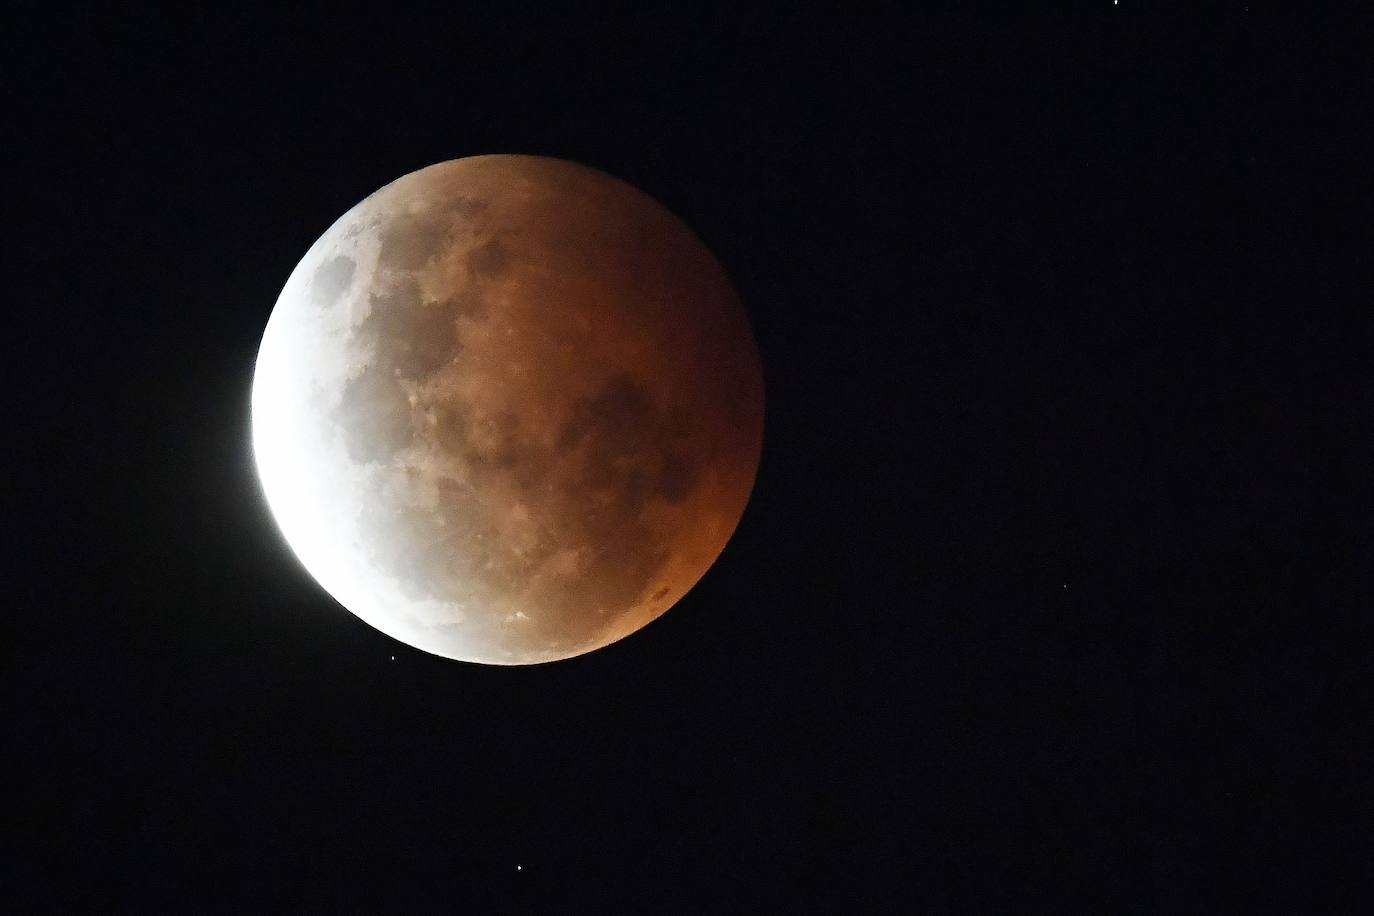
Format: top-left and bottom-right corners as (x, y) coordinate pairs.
(403, 306), (459, 378)
(334, 363), (413, 463)
(434, 403), (527, 473)
(367, 276), (423, 321)
(443, 285), (489, 322)
(558, 374), (652, 453)
(310, 256), (355, 307)
(379, 214), (448, 270)
(467, 237), (507, 276)
(377, 196), (487, 272)
(657, 453), (697, 504)
(359, 279), (458, 381)
(561, 373), (704, 507)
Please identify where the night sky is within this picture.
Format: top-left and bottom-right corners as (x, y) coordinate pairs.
(8, 6), (1368, 911)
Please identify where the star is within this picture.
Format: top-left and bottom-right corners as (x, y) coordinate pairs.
(516, 865), (522, 871)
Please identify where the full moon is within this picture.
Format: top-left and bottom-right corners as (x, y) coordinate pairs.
(252, 155), (764, 664)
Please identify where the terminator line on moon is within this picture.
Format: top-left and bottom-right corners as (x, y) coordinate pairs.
(252, 155), (764, 664)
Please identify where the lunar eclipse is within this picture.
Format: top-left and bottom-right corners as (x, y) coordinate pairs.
(252, 155), (764, 664)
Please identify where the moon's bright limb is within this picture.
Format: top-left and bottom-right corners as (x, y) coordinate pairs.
(252, 155), (763, 664)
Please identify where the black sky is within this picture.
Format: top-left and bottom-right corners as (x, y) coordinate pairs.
(7, 5), (1370, 911)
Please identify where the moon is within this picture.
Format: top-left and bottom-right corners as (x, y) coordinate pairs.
(251, 155), (764, 664)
